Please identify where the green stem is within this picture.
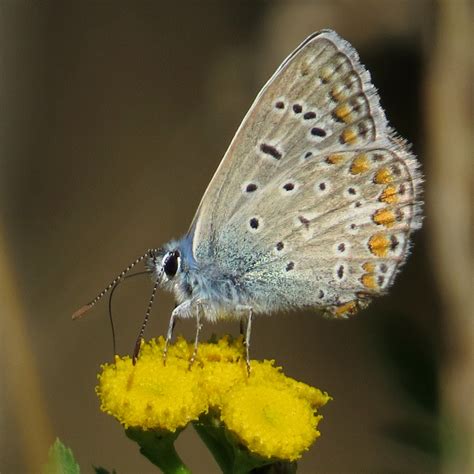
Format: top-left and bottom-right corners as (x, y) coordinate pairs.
(192, 414), (272, 474)
(126, 428), (191, 474)
(193, 415), (234, 473)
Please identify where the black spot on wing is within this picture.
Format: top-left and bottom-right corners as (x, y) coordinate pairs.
(292, 104), (302, 114)
(311, 127), (327, 137)
(249, 218), (259, 229)
(337, 265), (344, 279)
(260, 143), (282, 160)
(298, 215), (310, 229)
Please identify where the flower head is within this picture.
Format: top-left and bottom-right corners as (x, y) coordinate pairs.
(96, 340), (207, 431)
(219, 359), (331, 461)
(96, 336), (331, 462)
(221, 383), (322, 461)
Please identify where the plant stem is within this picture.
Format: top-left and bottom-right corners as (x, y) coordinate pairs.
(126, 428), (191, 474)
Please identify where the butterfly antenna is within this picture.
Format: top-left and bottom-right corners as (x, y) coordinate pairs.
(133, 277), (160, 364)
(72, 249), (157, 320)
(108, 270), (152, 357)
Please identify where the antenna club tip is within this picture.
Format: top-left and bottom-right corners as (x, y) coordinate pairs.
(72, 303), (93, 320)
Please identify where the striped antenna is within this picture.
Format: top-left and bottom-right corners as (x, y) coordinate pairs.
(132, 275), (161, 364)
(72, 249), (157, 320)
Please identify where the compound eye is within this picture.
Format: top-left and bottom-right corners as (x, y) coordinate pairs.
(163, 251), (180, 278)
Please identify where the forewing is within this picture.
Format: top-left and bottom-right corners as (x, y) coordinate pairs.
(190, 30), (422, 314)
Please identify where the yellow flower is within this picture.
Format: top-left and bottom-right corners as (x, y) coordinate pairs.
(221, 384), (322, 461)
(219, 359), (331, 461)
(96, 344), (207, 431)
(96, 336), (331, 462)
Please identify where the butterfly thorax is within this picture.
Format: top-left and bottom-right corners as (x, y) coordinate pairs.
(150, 236), (252, 321)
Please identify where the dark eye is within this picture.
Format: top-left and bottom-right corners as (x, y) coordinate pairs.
(163, 251), (179, 277)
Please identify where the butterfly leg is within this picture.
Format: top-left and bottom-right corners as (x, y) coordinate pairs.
(237, 305), (253, 374)
(245, 308), (253, 375)
(188, 303), (203, 370)
(162, 312), (176, 365)
(163, 299), (196, 364)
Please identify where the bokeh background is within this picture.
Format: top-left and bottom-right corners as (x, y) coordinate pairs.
(1, 1), (471, 473)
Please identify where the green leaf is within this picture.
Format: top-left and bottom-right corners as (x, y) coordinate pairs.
(42, 438), (80, 474)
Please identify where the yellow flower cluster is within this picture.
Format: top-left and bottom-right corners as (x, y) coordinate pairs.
(96, 336), (331, 461)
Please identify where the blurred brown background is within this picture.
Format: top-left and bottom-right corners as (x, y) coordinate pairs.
(1, 1), (472, 473)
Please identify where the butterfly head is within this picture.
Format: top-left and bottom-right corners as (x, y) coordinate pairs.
(147, 248), (181, 282)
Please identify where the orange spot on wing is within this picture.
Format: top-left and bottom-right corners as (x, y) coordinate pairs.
(374, 167), (393, 184)
(331, 84), (347, 101)
(379, 185), (398, 203)
(373, 208), (396, 227)
(368, 233), (390, 257)
(326, 154), (345, 165)
(361, 273), (377, 290)
(334, 300), (358, 317)
(320, 65), (334, 82)
(334, 104), (352, 122)
(350, 154), (370, 174)
(362, 262), (375, 272)
(341, 128), (357, 144)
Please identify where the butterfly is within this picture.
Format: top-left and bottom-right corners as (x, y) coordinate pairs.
(73, 30), (422, 366)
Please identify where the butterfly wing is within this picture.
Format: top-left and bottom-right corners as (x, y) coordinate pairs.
(190, 30), (422, 316)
